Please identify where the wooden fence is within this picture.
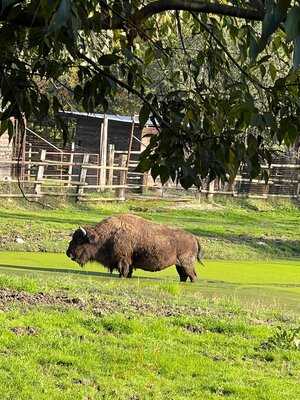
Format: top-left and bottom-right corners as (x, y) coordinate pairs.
(0, 147), (299, 201)
(0, 147), (142, 201)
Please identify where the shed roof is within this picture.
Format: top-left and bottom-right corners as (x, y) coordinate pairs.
(59, 111), (155, 127)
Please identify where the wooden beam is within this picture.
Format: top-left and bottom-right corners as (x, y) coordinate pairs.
(99, 116), (108, 190)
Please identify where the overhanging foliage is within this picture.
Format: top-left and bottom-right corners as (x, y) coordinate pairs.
(0, 0), (300, 188)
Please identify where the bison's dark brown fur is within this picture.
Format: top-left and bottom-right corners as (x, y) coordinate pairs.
(66, 214), (203, 282)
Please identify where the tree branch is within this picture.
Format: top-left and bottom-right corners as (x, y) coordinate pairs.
(3, 0), (265, 31)
(133, 0), (264, 25)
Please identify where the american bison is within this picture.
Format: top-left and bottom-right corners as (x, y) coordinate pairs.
(66, 214), (203, 282)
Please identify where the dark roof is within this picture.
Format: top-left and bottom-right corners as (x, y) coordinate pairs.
(59, 111), (155, 127)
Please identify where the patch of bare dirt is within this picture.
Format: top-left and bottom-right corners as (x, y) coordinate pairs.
(0, 287), (216, 318)
(0, 289), (86, 310)
(0, 288), (252, 321)
(170, 202), (225, 211)
(184, 324), (205, 334)
(11, 326), (38, 336)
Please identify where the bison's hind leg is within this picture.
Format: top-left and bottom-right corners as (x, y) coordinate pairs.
(177, 263), (197, 283)
(187, 268), (197, 282)
(176, 265), (188, 282)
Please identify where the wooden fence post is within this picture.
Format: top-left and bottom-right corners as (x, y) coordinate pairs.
(27, 143), (32, 181)
(68, 142), (75, 186)
(99, 116), (108, 190)
(107, 144), (115, 187)
(77, 153), (89, 200)
(142, 172), (149, 194)
(297, 167), (300, 199)
(116, 154), (127, 200)
(207, 179), (215, 200)
(125, 117), (135, 181)
(34, 149), (46, 197)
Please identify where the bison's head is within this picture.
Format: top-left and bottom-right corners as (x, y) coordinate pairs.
(66, 226), (98, 266)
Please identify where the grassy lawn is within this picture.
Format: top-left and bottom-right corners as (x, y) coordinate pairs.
(0, 198), (299, 399)
(0, 254), (299, 399)
(0, 197), (299, 259)
(0, 252), (300, 312)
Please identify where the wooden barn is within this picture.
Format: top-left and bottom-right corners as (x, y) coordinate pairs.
(56, 111), (158, 188)
(59, 111), (157, 154)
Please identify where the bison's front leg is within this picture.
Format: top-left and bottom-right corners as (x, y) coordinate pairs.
(127, 266), (134, 278)
(117, 260), (131, 278)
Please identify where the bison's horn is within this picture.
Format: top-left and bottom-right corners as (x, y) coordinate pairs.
(79, 226), (87, 236)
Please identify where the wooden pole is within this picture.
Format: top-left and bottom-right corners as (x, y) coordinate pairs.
(297, 163), (300, 199)
(207, 179), (215, 200)
(99, 116), (108, 190)
(77, 153), (90, 200)
(142, 172), (149, 194)
(98, 122), (103, 189)
(107, 144), (115, 187)
(68, 142), (75, 187)
(21, 124), (26, 181)
(116, 154), (127, 200)
(126, 117), (135, 177)
(27, 143), (32, 181)
(34, 149), (46, 197)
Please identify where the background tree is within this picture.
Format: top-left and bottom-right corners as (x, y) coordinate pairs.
(0, 0), (299, 188)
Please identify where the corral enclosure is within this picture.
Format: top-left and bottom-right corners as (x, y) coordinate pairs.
(0, 113), (299, 201)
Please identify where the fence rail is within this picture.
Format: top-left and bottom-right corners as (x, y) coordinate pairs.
(0, 146), (299, 201)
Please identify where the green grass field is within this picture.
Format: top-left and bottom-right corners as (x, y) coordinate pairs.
(0, 197), (299, 259)
(0, 198), (299, 399)
(0, 252), (300, 312)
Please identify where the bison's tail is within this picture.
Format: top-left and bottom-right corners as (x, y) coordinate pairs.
(196, 237), (205, 266)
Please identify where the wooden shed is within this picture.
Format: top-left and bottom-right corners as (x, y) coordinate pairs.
(57, 111), (158, 188)
(59, 111), (156, 154)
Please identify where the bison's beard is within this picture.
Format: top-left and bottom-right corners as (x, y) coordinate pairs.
(74, 248), (93, 267)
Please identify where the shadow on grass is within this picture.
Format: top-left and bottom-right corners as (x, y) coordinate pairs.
(0, 264), (167, 282)
(190, 228), (300, 258)
(0, 264), (114, 278)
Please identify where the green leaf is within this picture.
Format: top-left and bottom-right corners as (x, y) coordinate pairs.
(151, 164), (160, 181)
(136, 157), (152, 173)
(180, 174), (195, 190)
(284, 123), (298, 146)
(74, 85), (83, 102)
(98, 54), (121, 66)
(7, 119), (14, 142)
(293, 35), (300, 69)
(53, 96), (62, 113)
(144, 48), (154, 65)
(260, 64), (266, 78)
(159, 166), (170, 185)
(257, 55), (272, 65)
(247, 134), (257, 157)
(40, 94), (49, 117)
(0, 119), (9, 136)
(139, 103), (151, 130)
(253, 3), (286, 59)
(285, 6), (300, 41)
(269, 63), (277, 81)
